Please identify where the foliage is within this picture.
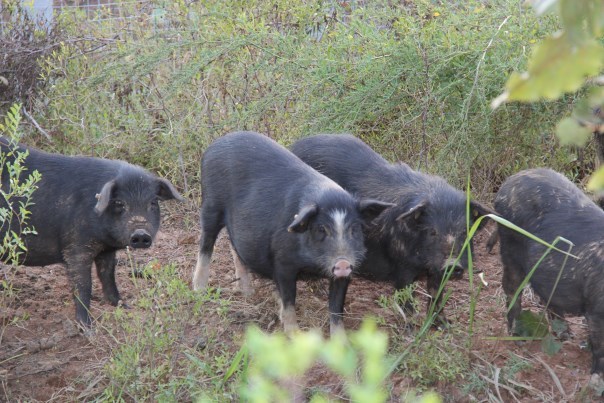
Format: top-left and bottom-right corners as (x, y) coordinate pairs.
(492, 0), (604, 188)
(0, 103), (41, 346)
(27, 0), (575, 194)
(237, 319), (441, 403)
(0, 104), (41, 265)
(0, 1), (67, 111)
(494, 0), (603, 106)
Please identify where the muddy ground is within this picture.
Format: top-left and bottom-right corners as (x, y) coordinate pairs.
(0, 209), (600, 402)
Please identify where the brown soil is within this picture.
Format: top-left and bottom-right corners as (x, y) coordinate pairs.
(0, 212), (601, 402)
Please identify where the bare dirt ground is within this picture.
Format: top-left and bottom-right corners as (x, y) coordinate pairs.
(0, 211), (600, 402)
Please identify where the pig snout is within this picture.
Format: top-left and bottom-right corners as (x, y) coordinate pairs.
(332, 259), (353, 278)
(442, 258), (464, 279)
(130, 229), (153, 249)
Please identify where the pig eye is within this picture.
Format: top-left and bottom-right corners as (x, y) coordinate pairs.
(111, 200), (125, 214)
(429, 229), (437, 237)
(149, 199), (159, 211)
(316, 224), (327, 240)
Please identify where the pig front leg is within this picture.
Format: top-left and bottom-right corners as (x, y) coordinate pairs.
(501, 264), (524, 334)
(64, 251), (95, 326)
(95, 250), (121, 306)
(274, 267), (299, 334)
(328, 276), (350, 336)
(229, 243), (253, 296)
(193, 213), (223, 291)
(426, 270), (448, 327)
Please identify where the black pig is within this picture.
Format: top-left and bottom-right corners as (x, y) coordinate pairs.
(493, 168), (604, 390)
(291, 134), (493, 324)
(0, 137), (183, 326)
(192, 131), (392, 335)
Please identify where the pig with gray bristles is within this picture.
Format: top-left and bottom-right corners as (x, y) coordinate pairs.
(0, 137), (183, 327)
(291, 134), (493, 325)
(493, 168), (604, 394)
(192, 131), (393, 335)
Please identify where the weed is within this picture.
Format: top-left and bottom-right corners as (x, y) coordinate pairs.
(0, 104), (41, 345)
(89, 262), (240, 401)
(399, 329), (468, 389)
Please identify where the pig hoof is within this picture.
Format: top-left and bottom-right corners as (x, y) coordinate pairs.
(81, 326), (97, 338)
(238, 286), (254, 297)
(118, 300), (131, 309)
(194, 336), (207, 351)
(555, 329), (572, 341)
(432, 315), (450, 330)
(588, 373), (604, 396)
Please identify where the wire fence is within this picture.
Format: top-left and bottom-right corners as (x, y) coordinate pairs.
(0, 0), (172, 29)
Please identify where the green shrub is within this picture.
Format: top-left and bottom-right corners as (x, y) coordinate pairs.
(0, 103), (42, 338)
(28, 0), (575, 197)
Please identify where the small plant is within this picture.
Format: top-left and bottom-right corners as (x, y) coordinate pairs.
(235, 318), (441, 403)
(0, 103), (41, 343)
(0, 104), (41, 265)
(94, 262), (238, 401)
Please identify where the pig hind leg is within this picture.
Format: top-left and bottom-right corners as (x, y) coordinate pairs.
(229, 243), (253, 296)
(586, 310), (604, 375)
(193, 207), (223, 290)
(95, 250), (121, 306)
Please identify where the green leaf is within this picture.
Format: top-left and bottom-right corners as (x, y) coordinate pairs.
(571, 87), (604, 126)
(550, 318), (568, 336)
(556, 117), (592, 146)
(222, 343), (248, 385)
(587, 166), (604, 192)
(506, 35), (604, 102)
(560, 0), (604, 38)
(541, 333), (562, 356)
(514, 310), (549, 338)
(560, 0), (591, 42)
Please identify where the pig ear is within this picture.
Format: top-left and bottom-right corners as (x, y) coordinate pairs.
(396, 201), (427, 223)
(94, 180), (116, 215)
(157, 178), (185, 201)
(287, 204), (319, 233)
(358, 199), (395, 222)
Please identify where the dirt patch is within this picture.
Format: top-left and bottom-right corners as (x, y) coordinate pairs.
(0, 216), (600, 401)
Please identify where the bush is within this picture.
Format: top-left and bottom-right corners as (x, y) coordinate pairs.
(0, 1), (67, 112)
(26, 0), (576, 197)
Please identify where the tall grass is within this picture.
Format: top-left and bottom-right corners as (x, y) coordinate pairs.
(19, 0), (579, 198)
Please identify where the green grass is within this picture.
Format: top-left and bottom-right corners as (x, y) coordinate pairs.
(89, 263), (241, 401)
